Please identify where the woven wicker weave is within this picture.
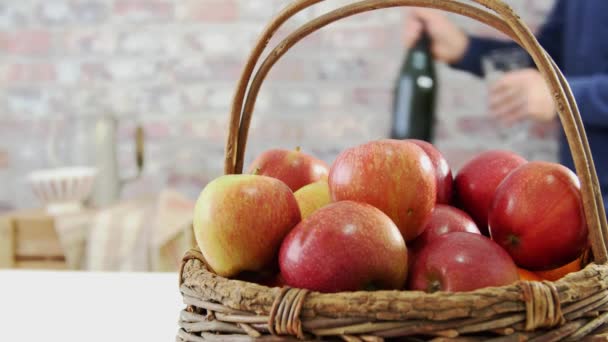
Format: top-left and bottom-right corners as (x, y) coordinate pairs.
(177, 0), (608, 340)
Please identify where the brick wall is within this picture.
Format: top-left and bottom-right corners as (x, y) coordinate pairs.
(0, 0), (557, 209)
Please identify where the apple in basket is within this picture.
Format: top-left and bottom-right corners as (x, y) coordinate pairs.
(329, 139), (436, 241)
(408, 205), (480, 271)
(279, 201), (408, 293)
(409, 232), (519, 292)
(408, 139), (454, 204)
(454, 150), (527, 235)
(489, 161), (588, 271)
(247, 147), (329, 192)
(293, 180), (331, 220)
(193, 174), (301, 278)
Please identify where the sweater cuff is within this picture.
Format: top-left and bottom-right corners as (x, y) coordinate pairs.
(450, 37), (486, 77)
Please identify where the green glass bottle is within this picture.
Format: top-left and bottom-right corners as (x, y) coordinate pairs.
(390, 28), (437, 142)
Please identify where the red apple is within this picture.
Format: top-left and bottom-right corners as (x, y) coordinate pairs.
(193, 174), (301, 278)
(488, 162), (588, 270)
(247, 147), (329, 192)
(454, 150), (527, 235)
(279, 201), (408, 293)
(329, 139), (436, 241)
(415, 205), (480, 247)
(409, 232), (519, 292)
(409, 140), (453, 204)
(408, 205), (480, 272)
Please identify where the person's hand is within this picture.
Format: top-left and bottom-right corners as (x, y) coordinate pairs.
(403, 8), (469, 64)
(489, 68), (556, 124)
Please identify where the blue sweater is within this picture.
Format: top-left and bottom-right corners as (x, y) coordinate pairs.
(452, 0), (608, 214)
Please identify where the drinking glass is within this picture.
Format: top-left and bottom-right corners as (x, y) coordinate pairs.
(481, 47), (532, 144)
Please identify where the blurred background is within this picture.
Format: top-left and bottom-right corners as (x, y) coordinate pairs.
(0, 0), (558, 272)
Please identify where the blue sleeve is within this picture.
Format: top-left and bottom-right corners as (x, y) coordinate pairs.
(451, 0), (565, 77)
(534, 0), (565, 68)
(450, 37), (515, 77)
(568, 75), (608, 127)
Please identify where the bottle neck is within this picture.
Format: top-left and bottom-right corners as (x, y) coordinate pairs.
(400, 28), (433, 73)
(415, 26), (431, 51)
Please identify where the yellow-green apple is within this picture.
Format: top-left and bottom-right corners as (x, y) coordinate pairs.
(193, 174), (301, 278)
(408, 205), (480, 271)
(294, 180), (331, 219)
(279, 201), (407, 293)
(489, 162), (588, 270)
(329, 139), (436, 241)
(454, 150), (527, 235)
(409, 232), (519, 292)
(409, 139), (453, 204)
(247, 147), (329, 192)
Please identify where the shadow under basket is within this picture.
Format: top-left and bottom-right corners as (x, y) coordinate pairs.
(177, 0), (608, 340)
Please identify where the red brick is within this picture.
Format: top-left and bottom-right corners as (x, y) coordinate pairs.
(456, 116), (497, 135)
(176, 0), (238, 22)
(114, 0), (172, 21)
(0, 30), (52, 55)
(266, 57), (317, 82)
(143, 120), (173, 139)
(321, 26), (390, 50)
(0, 63), (56, 83)
(81, 62), (111, 81)
(254, 119), (306, 143)
(433, 123), (452, 141)
(351, 87), (391, 110)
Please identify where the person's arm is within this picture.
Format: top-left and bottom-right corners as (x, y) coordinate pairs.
(452, 0), (566, 77)
(568, 75), (608, 127)
(534, 0), (565, 68)
(450, 38), (514, 77)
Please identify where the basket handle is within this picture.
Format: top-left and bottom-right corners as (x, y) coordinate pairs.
(225, 0), (608, 263)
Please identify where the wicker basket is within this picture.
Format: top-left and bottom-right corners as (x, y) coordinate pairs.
(177, 0), (608, 340)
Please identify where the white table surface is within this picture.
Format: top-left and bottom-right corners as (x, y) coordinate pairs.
(0, 270), (183, 342)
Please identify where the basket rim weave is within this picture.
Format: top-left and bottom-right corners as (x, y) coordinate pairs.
(179, 0), (608, 340)
(180, 249), (608, 340)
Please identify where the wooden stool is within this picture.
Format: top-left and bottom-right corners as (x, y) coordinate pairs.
(0, 210), (91, 269)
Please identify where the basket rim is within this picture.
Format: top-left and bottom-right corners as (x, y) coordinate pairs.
(180, 248), (608, 318)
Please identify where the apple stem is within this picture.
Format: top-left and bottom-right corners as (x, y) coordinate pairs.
(363, 283), (379, 291)
(252, 167), (261, 175)
(427, 279), (442, 293)
(294, 146), (301, 153)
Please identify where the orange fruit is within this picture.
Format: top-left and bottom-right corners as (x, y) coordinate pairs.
(518, 268), (543, 281)
(535, 257), (582, 282)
